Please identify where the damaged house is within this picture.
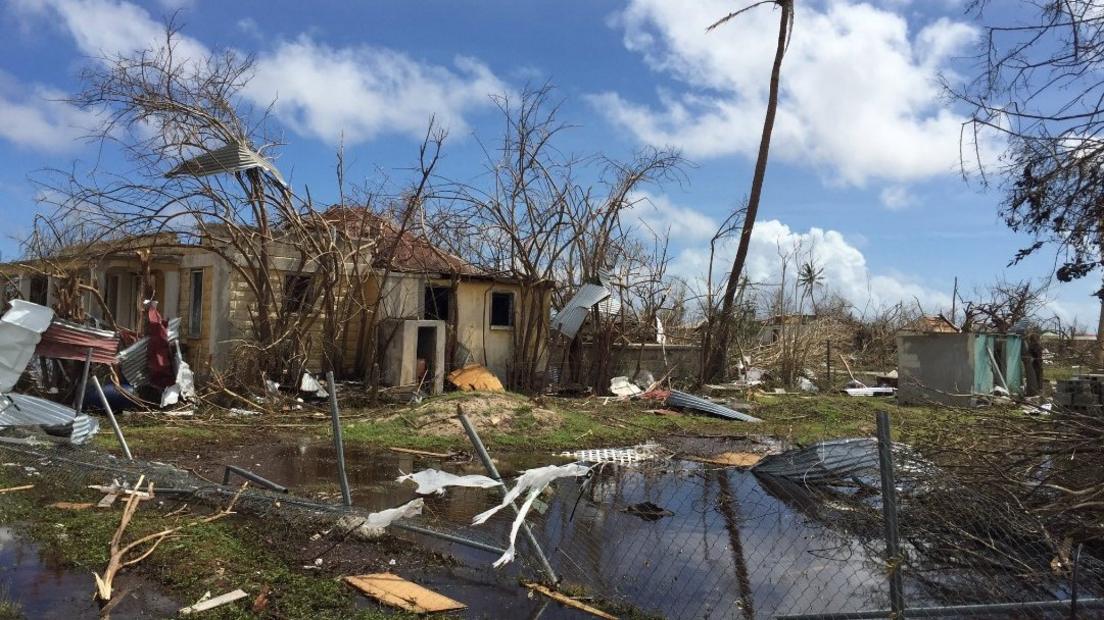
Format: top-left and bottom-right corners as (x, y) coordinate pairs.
(0, 210), (550, 394)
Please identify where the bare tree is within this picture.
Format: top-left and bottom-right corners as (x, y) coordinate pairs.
(703, 0), (795, 381)
(953, 0), (1104, 364)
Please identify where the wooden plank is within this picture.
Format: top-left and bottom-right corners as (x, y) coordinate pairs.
(0, 484), (34, 494)
(49, 502), (94, 510)
(388, 447), (452, 459)
(97, 493), (118, 508)
(179, 589), (248, 615)
(344, 573), (466, 613)
(523, 582), (618, 620)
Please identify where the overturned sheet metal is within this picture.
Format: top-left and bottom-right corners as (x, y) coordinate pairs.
(0, 394), (99, 445)
(0, 301), (54, 392)
(36, 320), (117, 364)
(752, 438), (879, 484)
(166, 143), (287, 188)
(665, 390), (762, 423)
(550, 283), (611, 339)
(396, 469), (499, 495)
(117, 338), (151, 387)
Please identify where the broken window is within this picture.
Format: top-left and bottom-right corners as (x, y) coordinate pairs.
(28, 275), (47, 305)
(283, 274), (313, 313)
(188, 270), (204, 338)
(489, 291), (514, 328)
(424, 285), (451, 321)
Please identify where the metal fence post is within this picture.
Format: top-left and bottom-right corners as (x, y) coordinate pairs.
(876, 410), (906, 618)
(326, 371), (352, 506)
(91, 376), (132, 461)
(73, 348), (93, 414)
(457, 404), (559, 584)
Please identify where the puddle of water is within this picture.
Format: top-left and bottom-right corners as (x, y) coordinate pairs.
(0, 526), (178, 619)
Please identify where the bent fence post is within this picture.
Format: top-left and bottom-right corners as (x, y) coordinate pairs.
(326, 371), (353, 506)
(876, 410), (906, 618)
(91, 376), (132, 461)
(457, 404), (559, 583)
(74, 348), (93, 414)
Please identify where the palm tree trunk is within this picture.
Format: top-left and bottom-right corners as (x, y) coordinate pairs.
(704, 0), (792, 382)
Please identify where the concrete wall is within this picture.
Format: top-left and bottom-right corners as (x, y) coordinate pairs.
(549, 341), (702, 387)
(377, 318), (446, 393)
(897, 332), (1025, 406)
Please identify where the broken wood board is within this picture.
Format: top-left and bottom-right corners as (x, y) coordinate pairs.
(682, 452), (763, 467)
(388, 447), (452, 459)
(179, 589), (248, 615)
(97, 494), (118, 508)
(0, 484), (34, 494)
(345, 573), (466, 613)
(49, 502), (94, 510)
(523, 582), (618, 619)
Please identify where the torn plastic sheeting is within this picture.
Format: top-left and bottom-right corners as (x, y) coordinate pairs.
(160, 360), (195, 408)
(472, 463), (591, 567)
(550, 283), (611, 338)
(0, 394), (100, 445)
(0, 301), (54, 393)
(35, 320), (118, 364)
(562, 443), (663, 466)
(843, 387), (896, 397)
(337, 498), (424, 539)
(665, 390), (762, 423)
(609, 376), (642, 397)
(752, 438), (879, 484)
(395, 469), (499, 495)
(299, 372), (329, 398)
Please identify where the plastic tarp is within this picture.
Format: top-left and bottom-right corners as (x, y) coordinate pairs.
(550, 283), (611, 338)
(472, 463), (591, 567)
(396, 469), (500, 495)
(0, 393), (99, 445)
(752, 438), (879, 484)
(0, 300), (54, 392)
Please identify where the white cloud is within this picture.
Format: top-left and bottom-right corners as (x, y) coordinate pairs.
(246, 38), (506, 144)
(643, 194), (950, 312)
(625, 191), (720, 241)
(13, 0), (506, 146)
(0, 71), (100, 152)
(878, 185), (917, 210)
(593, 0), (984, 186)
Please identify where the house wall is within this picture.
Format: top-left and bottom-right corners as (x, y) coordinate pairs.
(548, 341), (701, 386)
(897, 332), (1025, 406)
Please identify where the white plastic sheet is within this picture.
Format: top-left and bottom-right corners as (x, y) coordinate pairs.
(0, 300), (54, 392)
(396, 469), (499, 495)
(362, 497), (424, 535)
(472, 463), (591, 567)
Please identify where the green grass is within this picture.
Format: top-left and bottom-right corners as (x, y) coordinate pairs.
(0, 470), (405, 619)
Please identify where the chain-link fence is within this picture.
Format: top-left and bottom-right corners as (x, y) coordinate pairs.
(1, 405), (1102, 619)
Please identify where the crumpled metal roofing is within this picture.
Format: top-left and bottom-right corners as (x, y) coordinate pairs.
(665, 389), (762, 423)
(752, 438), (879, 484)
(116, 317), (182, 388)
(166, 143), (287, 188)
(0, 394), (99, 445)
(36, 319), (118, 364)
(551, 283), (611, 338)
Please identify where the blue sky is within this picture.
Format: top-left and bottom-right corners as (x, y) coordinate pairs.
(0, 0), (1098, 328)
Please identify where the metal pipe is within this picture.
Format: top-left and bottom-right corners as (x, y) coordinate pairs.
(776, 598), (1104, 619)
(457, 406), (558, 583)
(326, 371), (352, 506)
(392, 523), (509, 556)
(221, 465), (288, 493)
(876, 410), (905, 617)
(91, 376), (132, 461)
(73, 348), (92, 414)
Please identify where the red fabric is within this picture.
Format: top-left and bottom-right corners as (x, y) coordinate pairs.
(145, 306), (173, 389)
(35, 321), (119, 364)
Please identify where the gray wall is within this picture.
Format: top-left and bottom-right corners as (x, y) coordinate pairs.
(897, 332), (976, 406)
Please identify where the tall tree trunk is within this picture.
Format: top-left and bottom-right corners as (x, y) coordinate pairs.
(704, 0), (792, 382)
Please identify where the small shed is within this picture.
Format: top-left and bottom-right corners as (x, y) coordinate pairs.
(896, 332), (1023, 406)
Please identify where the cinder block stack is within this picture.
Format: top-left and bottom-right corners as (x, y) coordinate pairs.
(1054, 375), (1104, 414)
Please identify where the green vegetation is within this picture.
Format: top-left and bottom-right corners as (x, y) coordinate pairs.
(0, 469), (406, 619)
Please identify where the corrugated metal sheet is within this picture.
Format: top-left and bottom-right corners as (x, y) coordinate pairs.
(36, 320), (118, 364)
(752, 438), (879, 483)
(551, 283), (611, 338)
(0, 394), (99, 445)
(166, 143), (287, 188)
(117, 337), (150, 387)
(665, 389), (762, 423)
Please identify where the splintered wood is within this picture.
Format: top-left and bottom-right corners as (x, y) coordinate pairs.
(523, 582), (618, 619)
(683, 452), (763, 467)
(344, 573), (466, 613)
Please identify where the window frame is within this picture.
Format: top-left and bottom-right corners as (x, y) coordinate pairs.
(188, 269), (204, 338)
(489, 290), (515, 329)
